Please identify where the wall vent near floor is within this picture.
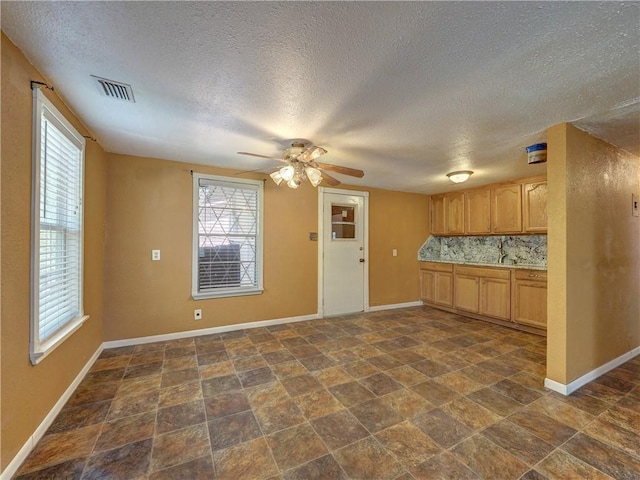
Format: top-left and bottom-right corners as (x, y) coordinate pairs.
(91, 75), (135, 103)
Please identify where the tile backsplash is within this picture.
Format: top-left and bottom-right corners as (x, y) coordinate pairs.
(418, 235), (547, 267)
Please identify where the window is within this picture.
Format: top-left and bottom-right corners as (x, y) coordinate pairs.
(192, 173), (263, 299)
(30, 88), (87, 364)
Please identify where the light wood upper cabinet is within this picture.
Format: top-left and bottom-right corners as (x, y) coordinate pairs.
(445, 192), (465, 234)
(491, 184), (522, 233)
(431, 175), (546, 236)
(523, 181), (548, 233)
(430, 195), (446, 234)
(465, 189), (491, 234)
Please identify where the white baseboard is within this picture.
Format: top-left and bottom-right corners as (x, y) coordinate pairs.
(103, 313), (320, 349)
(545, 345), (640, 396)
(1, 344), (104, 480)
(368, 301), (423, 312)
(3, 302), (428, 478)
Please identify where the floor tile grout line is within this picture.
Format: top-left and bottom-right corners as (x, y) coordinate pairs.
(16, 308), (639, 480)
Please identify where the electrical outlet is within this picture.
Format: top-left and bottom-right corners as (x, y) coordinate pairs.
(194, 309), (202, 320)
(152, 249), (161, 261)
(392, 249), (398, 257)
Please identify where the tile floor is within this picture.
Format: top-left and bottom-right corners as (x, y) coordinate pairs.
(14, 306), (640, 479)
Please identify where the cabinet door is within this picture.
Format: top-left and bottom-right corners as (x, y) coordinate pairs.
(513, 280), (547, 329)
(420, 270), (435, 303)
(481, 277), (511, 320)
(523, 182), (547, 233)
(434, 272), (453, 307)
(465, 189), (491, 234)
(431, 195), (446, 234)
(492, 185), (522, 233)
(454, 274), (479, 313)
(445, 192), (465, 234)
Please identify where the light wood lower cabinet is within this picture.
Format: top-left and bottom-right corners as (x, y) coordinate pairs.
(421, 262), (546, 333)
(420, 262), (453, 307)
(512, 270), (547, 329)
(454, 274), (479, 313)
(481, 276), (511, 321)
(454, 266), (511, 321)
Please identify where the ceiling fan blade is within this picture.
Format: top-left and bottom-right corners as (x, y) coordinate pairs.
(233, 166), (276, 176)
(237, 152), (285, 162)
(321, 172), (341, 186)
(315, 162), (364, 178)
(298, 146), (328, 162)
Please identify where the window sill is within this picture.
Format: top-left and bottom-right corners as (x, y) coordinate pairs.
(192, 287), (263, 300)
(30, 315), (90, 365)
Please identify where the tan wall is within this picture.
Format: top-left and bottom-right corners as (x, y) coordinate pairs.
(547, 123), (640, 384)
(104, 153), (429, 340)
(358, 186), (429, 306)
(546, 124), (569, 383)
(1, 34), (106, 470)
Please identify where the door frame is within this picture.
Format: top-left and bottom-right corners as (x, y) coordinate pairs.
(317, 187), (370, 318)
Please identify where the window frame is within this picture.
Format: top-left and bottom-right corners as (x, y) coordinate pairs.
(30, 87), (88, 365)
(192, 173), (264, 299)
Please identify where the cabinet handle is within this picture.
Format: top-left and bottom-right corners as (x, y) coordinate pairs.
(528, 274), (539, 278)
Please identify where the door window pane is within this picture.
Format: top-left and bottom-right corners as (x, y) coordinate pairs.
(331, 204), (356, 239)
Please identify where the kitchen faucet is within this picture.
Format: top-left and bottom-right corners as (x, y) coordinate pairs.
(497, 239), (507, 264)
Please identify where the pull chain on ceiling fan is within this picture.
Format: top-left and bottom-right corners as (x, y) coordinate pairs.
(237, 142), (364, 189)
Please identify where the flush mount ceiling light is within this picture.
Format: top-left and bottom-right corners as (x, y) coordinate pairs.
(446, 170), (474, 184)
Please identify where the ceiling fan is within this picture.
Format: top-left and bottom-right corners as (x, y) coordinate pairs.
(237, 142), (364, 189)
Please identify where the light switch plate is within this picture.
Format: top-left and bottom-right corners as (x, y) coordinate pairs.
(152, 249), (161, 261)
(633, 194), (639, 217)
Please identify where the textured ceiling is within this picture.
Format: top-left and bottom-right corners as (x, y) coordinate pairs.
(2, 2), (639, 193)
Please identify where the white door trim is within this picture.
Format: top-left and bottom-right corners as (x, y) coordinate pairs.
(317, 187), (369, 318)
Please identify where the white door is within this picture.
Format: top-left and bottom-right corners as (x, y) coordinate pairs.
(321, 190), (368, 316)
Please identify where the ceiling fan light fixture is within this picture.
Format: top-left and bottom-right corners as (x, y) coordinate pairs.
(305, 166), (323, 187)
(446, 170), (474, 183)
(287, 179), (300, 189)
(269, 170), (284, 185)
(280, 165), (295, 181)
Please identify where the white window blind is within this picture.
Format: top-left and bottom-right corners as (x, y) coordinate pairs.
(192, 174), (263, 299)
(31, 88), (87, 364)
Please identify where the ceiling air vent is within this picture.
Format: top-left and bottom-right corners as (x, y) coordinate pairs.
(91, 75), (135, 103)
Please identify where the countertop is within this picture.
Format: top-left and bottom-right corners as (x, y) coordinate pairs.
(419, 259), (547, 271)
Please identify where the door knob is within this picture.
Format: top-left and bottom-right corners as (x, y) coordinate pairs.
(359, 258), (365, 263)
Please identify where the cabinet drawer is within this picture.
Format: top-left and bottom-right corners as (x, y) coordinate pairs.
(455, 265), (510, 280)
(420, 262), (453, 273)
(514, 269), (547, 281)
